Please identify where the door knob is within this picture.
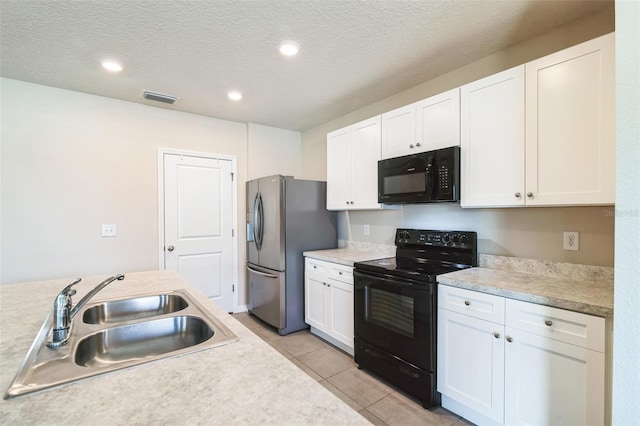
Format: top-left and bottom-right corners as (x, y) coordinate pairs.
(167, 245), (175, 252)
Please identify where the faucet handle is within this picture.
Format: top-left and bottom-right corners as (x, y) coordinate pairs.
(61, 278), (81, 295)
(55, 278), (81, 307)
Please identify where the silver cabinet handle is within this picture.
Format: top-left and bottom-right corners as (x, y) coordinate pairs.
(493, 332), (500, 339)
(527, 192), (534, 198)
(515, 192), (521, 198)
(409, 144), (414, 148)
(506, 336), (513, 343)
(416, 142), (421, 147)
(464, 300), (471, 306)
(313, 265), (317, 269)
(545, 320), (553, 327)
(167, 245), (175, 252)
(345, 201), (349, 205)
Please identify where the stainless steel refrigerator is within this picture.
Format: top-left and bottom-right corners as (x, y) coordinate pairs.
(247, 175), (337, 335)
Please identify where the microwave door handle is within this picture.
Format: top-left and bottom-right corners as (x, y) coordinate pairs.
(426, 165), (434, 199)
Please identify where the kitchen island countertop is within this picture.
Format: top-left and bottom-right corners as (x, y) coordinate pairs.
(0, 270), (369, 425)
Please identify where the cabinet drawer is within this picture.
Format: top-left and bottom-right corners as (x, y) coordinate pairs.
(329, 263), (353, 284)
(506, 299), (605, 352)
(439, 285), (505, 324)
(306, 258), (353, 285)
(306, 258), (328, 275)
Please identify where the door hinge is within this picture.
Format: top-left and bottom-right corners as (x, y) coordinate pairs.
(232, 284), (235, 292)
(230, 172), (234, 181)
(232, 229), (235, 237)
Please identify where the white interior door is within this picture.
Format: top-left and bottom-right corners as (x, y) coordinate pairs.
(163, 153), (235, 312)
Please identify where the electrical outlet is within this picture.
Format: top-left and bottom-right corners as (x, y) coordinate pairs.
(563, 231), (579, 251)
(102, 224), (117, 237)
(364, 224), (370, 236)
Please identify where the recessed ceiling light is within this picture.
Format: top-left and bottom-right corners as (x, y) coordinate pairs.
(227, 91), (243, 101)
(101, 60), (123, 72)
(278, 40), (300, 56)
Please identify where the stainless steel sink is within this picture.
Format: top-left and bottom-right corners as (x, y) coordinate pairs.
(82, 293), (188, 324)
(75, 316), (213, 367)
(4, 290), (238, 399)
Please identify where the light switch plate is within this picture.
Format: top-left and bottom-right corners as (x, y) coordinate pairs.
(102, 224), (117, 237)
(563, 231), (579, 251)
(364, 224), (370, 236)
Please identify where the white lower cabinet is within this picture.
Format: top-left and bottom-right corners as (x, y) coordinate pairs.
(304, 257), (354, 355)
(438, 285), (606, 426)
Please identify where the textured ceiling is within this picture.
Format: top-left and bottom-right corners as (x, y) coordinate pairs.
(0, 0), (611, 131)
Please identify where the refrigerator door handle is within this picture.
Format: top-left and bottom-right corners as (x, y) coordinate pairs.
(247, 265), (279, 279)
(258, 193), (264, 249)
(253, 192), (263, 250)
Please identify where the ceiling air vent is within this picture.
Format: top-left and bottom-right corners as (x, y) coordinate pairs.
(141, 90), (178, 104)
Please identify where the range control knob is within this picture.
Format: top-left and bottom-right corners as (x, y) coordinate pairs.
(451, 234), (460, 244)
(459, 234), (469, 244)
(442, 234), (451, 244)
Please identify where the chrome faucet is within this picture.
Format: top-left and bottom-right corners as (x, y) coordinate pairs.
(47, 274), (125, 348)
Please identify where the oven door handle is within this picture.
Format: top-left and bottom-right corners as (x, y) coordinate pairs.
(354, 270), (433, 293)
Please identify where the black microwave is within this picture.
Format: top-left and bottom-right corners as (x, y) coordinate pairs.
(378, 146), (460, 204)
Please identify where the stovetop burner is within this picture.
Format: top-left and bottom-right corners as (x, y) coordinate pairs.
(354, 228), (477, 284)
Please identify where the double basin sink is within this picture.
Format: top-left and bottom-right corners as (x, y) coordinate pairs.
(5, 290), (238, 398)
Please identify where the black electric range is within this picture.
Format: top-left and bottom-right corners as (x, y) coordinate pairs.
(355, 228), (477, 282)
(353, 228), (477, 408)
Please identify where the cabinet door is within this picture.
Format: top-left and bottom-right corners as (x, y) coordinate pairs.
(326, 127), (352, 210)
(305, 272), (328, 331)
(415, 88), (460, 152)
(381, 104), (416, 159)
(525, 33), (615, 206)
(328, 279), (354, 349)
(351, 116), (383, 209)
(504, 327), (605, 426)
(438, 308), (505, 423)
(461, 66), (525, 208)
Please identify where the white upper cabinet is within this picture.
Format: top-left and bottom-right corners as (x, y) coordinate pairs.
(525, 32), (615, 206)
(416, 88), (461, 152)
(326, 127), (352, 209)
(327, 116), (386, 210)
(381, 88), (460, 159)
(461, 66), (525, 208)
(461, 33), (615, 208)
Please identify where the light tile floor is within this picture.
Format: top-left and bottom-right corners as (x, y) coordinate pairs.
(233, 312), (473, 426)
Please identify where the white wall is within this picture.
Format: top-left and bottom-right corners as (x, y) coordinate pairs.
(247, 123), (301, 180)
(301, 7), (616, 267)
(0, 79), (248, 292)
(612, 0), (640, 422)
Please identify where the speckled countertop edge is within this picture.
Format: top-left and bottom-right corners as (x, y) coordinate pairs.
(304, 243), (395, 267)
(439, 265), (613, 318)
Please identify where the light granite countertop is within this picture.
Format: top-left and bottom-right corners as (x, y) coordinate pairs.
(0, 270), (369, 425)
(304, 244), (395, 267)
(439, 256), (614, 318)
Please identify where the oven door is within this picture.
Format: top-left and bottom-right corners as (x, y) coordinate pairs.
(354, 269), (436, 372)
